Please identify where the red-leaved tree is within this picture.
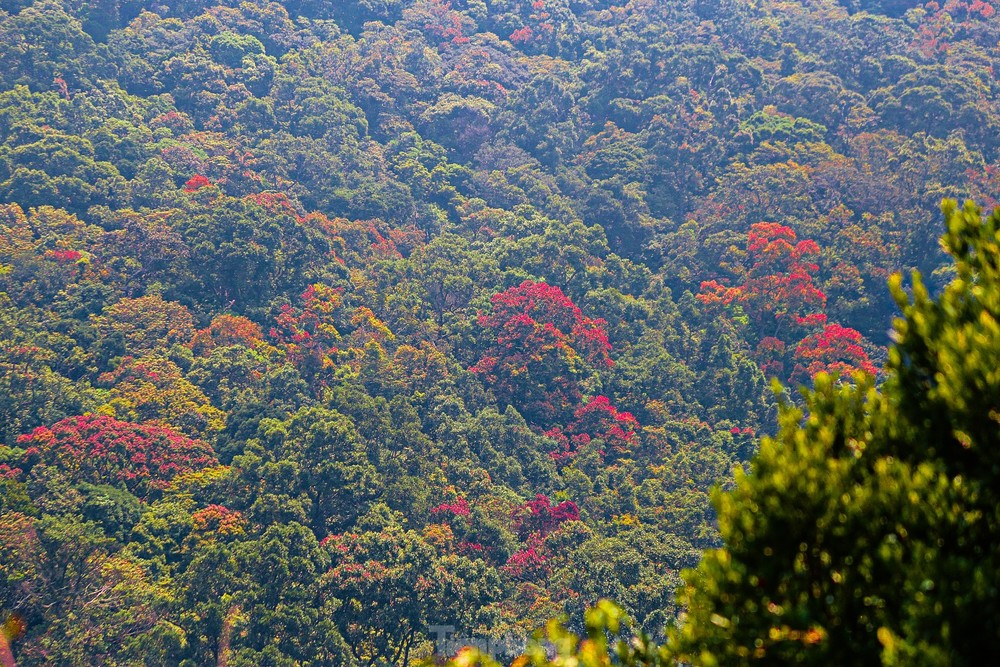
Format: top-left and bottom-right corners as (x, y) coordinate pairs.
(472, 281), (612, 426)
(514, 494), (580, 541)
(699, 222), (827, 339)
(545, 395), (639, 464)
(791, 323), (878, 384)
(699, 223), (879, 386)
(502, 494), (580, 582)
(16, 415), (218, 498)
(183, 174), (213, 192)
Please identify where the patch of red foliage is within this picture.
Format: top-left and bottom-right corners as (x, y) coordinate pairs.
(431, 497), (471, 517)
(16, 415), (217, 498)
(183, 174), (212, 192)
(545, 395), (639, 463)
(514, 493), (580, 540)
(472, 281), (612, 425)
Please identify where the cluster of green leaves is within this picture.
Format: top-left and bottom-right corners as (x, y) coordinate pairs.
(0, 0), (997, 664)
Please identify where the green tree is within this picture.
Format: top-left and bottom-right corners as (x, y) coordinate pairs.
(323, 504), (501, 667)
(238, 406), (381, 535)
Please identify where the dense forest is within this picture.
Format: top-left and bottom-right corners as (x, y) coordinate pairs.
(0, 0), (998, 664)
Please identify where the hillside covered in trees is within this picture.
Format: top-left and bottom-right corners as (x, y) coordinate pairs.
(0, 0), (998, 664)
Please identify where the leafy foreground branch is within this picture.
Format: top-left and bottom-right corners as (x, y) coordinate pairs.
(444, 199), (1000, 666)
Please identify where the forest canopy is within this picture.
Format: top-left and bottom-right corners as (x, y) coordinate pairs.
(0, 0), (998, 665)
